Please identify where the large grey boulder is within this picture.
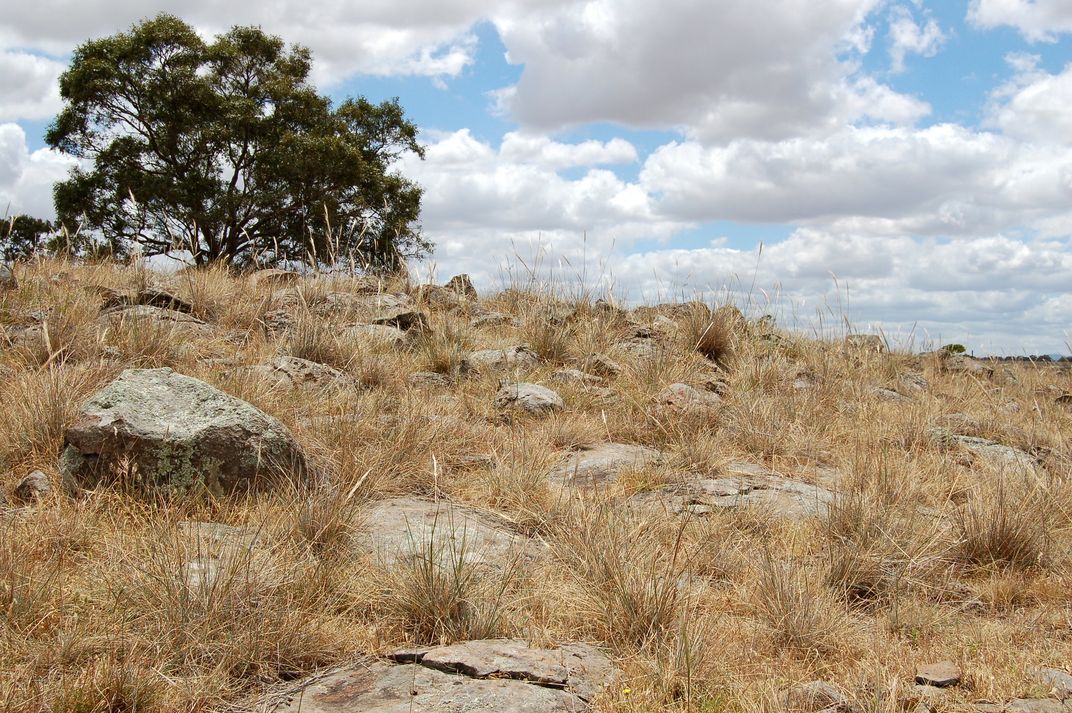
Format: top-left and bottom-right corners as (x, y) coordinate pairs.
(267, 639), (618, 712)
(59, 368), (307, 495)
(550, 442), (663, 488)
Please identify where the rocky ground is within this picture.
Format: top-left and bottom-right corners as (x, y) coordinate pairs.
(0, 259), (1071, 712)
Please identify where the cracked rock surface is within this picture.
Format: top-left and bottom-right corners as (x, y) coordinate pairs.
(268, 639), (618, 712)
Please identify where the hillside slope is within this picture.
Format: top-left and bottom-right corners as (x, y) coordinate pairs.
(1, 260), (1070, 712)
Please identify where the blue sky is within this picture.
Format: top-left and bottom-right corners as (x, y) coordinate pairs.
(1, 0), (1071, 354)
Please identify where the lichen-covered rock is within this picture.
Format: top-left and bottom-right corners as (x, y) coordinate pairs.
(446, 273), (478, 299)
(59, 368), (307, 496)
(495, 382), (564, 417)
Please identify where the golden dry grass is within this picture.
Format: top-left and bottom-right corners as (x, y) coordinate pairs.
(0, 258), (1070, 712)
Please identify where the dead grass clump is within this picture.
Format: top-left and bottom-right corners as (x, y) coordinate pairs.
(553, 509), (689, 650)
(0, 364), (105, 472)
(519, 313), (576, 364)
(681, 303), (739, 367)
(100, 317), (186, 368)
(955, 479), (1055, 570)
(121, 529), (345, 695)
(286, 314), (352, 370)
(751, 551), (850, 657)
(415, 319), (472, 374)
(0, 527), (64, 635)
(45, 654), (164, 713)
(384, 520), (519, 643)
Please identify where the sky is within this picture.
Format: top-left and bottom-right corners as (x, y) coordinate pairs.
(1, 1), (1071, 354)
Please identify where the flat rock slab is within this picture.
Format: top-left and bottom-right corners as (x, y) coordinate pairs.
(635, 462), (833, 519)
(390, 639), (618, 703)
(242, 356), (350, 391)
(549, 443), (663, 488)
(98, 304), (208, 331)
(975, 701), (1072, 712)
(269, 659), (587, 712)
(60, 368), (307, 496)
(358, 498), (536, 570)
(931, 429), (1041, 477)
(916, 661), (962, 687)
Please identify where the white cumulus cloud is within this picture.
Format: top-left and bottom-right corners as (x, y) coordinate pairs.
(968, 0), (1072, 41)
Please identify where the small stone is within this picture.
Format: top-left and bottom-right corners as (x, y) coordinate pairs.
(871, 386), (911, 403)
(582, 352), (623, 377)
(13, 470), (50, 503)
(785, 680), (858, 712)
(656, 383), (722, 415)
(461, 345), (539, 373)
(915, 661), (962, 688)
(494, 382), (564, 417)
(409, 371), (452, 387)
(551, 368), (603, 385)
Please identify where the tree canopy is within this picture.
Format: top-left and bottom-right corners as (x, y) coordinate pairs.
(46, 14), (428, 271)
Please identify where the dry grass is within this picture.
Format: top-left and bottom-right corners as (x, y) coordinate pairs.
(1, 258), (1071, 711)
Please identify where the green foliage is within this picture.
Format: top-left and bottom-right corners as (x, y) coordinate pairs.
(941, 343), (967, 354)
(46, 14), (429, 271)
(2, 215), (53, 261)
